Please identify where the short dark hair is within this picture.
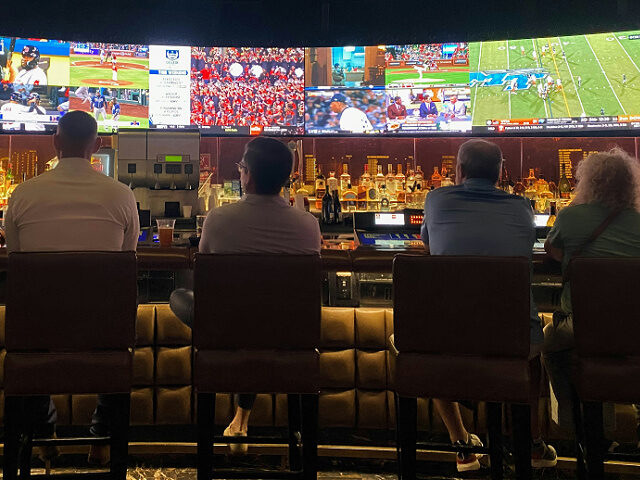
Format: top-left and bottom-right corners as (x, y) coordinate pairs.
(57, 110), (97, 148)
(457, 139), (502, 183)
(243, 137), (293, 195)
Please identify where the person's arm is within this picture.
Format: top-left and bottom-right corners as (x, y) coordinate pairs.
(5, 195), (19, 253)
(544, 209), (564, 261)
(122, 192), (140, 251)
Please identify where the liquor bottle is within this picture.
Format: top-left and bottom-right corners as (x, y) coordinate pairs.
(525, 168), (537, 188)
(322, 189), (334, 224)
(340, 163), (351, 194)
(315, 166), (326, 210)
(441, 166), (454, 187)
(412, 183), (426, 208)
(375, 164), (385, 191)
(405, 168), (415, 206)
(430, 166), (442, 188)
(341, 182), (357, 212)
(357, 165), (371, 211)
(513, 177), (525, 196)
(559, 164), (571, 199)
(385, 164), (397, 196)
(535, 174), (549, 194)
(332, 189), (342, 223)
(415, 166), (424, 190)
(379, 184), (391, 211)
(367, 174), (380, 211)
(547, 201), (557, 227)
(327, 170), (338, 196)
(395, 163), (406, 192)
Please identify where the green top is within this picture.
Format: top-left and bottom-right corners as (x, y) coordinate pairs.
(548, 203), (640, 313)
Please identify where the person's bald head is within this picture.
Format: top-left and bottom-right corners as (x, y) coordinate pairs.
(53, 111), (101, 160)
(456, 139), (503, 184)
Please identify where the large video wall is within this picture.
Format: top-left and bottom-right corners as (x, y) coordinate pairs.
(1, 31), (639, 135)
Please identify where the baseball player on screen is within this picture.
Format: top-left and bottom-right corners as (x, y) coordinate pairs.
(12, 45), (47, 86)
(112, 62), (118, 82)
(110, 98), (120, 122)
(91, 90), (107, 122)
(329, 92), (374, 133)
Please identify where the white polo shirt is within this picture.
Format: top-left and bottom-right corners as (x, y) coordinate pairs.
(200, 194), (321, 254)
(5, 157), (139, 253)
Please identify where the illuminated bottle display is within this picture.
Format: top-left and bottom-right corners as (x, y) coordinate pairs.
(315, 166), (326, 210)
(357, 165), (371, 211)
(430, 166), (442, 188)
(415, 166), (424, 190)
(559, 164), (571, 199)
(385, 164), (396, 196)
(547, 201), (557, 227)
(375, 164), (385, 190)
(340, 163), (351, 193)
(341, 182), (357, 212)
(513, 177), (526, 196)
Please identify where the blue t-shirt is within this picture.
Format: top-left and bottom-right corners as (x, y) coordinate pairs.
(92, 96), (105, 109)
(112, 103), (120, 115)
(421, 177), (542, 344)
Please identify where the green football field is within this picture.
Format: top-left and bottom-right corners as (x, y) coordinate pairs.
(385, 67), (469, 86)
(470, 31), (640, 125)
(69, 55), (149, 89)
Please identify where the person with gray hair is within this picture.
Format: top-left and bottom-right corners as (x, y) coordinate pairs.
(420, 139), (556, 472)
(544, 147), (640, 438)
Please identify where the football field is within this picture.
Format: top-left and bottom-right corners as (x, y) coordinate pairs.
(470, 31), (640, 125)
(69, 55), (149, 89)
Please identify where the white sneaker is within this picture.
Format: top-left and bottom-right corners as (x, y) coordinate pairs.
(455, 433), (485, 472)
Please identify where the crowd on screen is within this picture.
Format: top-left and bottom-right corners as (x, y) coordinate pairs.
(305, 90), (387, 131)
(190, 47), (305, 128)
(385, 43), (469, 63)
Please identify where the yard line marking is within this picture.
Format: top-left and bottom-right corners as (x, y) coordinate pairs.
(584, 34), (627, 114)
(532, 38), (549, 117)
(472, 42), (482, 125)
(547, 38), (572, 116)
(557, 37), (586, 115)
(506, 40), (511, 119)
(613, 33), (640, 73)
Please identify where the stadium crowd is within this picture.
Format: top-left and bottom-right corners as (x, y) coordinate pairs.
(190, 47), (304, 129)
(386, 43), (469, 63)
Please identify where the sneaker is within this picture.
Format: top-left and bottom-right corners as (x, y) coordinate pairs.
(87, 445), (110, 466)
(531, 440), (557, 468)
(455, 433), (484, 473)
(223, 426), (248, 455)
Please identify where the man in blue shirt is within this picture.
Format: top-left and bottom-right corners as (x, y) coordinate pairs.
(421, 139), (555, 472)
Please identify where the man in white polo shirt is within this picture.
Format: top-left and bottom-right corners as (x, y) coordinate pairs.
(170, 136), (321, 453)
(5, 110), (139, 464)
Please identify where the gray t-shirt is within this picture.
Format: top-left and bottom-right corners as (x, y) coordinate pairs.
(548, 203), (640, 313)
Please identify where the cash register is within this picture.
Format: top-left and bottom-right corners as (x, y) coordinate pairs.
(353, 209), (424, 250)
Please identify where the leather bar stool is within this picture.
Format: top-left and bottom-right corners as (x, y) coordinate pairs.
(570, 257), (640, 480)
(390, 254), (533, 480)
(193, 254), (321, 480)
(3, 251), (138, 480)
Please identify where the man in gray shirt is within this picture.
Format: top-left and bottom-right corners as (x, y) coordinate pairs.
(170, 137), (321, 454)
(420, 139), (555, 472)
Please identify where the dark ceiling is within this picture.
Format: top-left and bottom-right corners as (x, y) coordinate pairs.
(4, 0), (640, 47)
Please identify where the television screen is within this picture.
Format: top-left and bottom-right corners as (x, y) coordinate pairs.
(148, 45), (192, 128)
(469, 31), (640, 133)
(69, 42), (149, 89)
(190, 46), (305, 135)
(305, 88), (387, 134)
(0, 37), (70, 131)
(305, 46), (386, 88)
(68, 86), (149, 132)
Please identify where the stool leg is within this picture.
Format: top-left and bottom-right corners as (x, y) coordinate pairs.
(4, 396), (22, 480)
(197, 392), (216, 480)
(511, 403), (531, 480)
(109, 393), (131, 480)
(583, 401), (604, 480)
(301, 394), (318, 480)
(287, 394), (302, 472)
(487, 402), (503, 480)
(397, 396), (417, 480)
(572, 389), (587, 480)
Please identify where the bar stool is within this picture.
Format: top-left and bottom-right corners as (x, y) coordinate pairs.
(390, 254), (533, 480)
(193, 254), (321, 480)
(3, 251), (138, 480)
(570, 257), (640, 480)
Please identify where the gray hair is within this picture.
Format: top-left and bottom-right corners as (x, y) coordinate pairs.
(573, 147), (640, 212)
(457, 139), (502, 183)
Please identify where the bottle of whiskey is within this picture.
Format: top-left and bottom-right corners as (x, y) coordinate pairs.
(385, 164), (396, 197)
(415, 166), (424, 190)
(406, 168), (416, 206)
(559, 164), (571, 199)
(315, 166), (326, 210)
(332, 189), (342, 223)
(395, 163), (406, 204)
(513, 177), (526, 196)
(341, 182), (357, 212)
(525, 168), (537, 188)
(430, 166), (442, 188)
(367, 176), (379, 211)
(357, 165), (371, 211)
(327, 170), (338, 194)
(375, 164), (385, 191)
(340, 163), (350, 194)
(322, 189), (334, 224)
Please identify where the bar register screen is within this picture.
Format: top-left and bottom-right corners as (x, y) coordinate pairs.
(165, 155), (183, 162)
(374, 213), (405, 226)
